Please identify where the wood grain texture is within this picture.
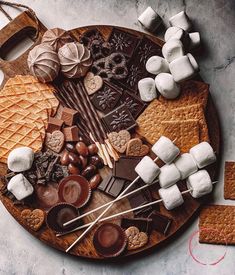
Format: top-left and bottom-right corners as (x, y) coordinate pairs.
(0, 12), (221, 260)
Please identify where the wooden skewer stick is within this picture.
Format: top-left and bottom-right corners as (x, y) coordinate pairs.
(101, 143), (113, 169)
(90, 133), (107, 166)
(63, 179), (159, 227)
(64, 157), (159, 252)
(105, 139), (119, 161)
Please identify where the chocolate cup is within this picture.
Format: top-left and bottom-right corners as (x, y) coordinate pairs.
(35, 184), (59, 209)
(46, 203), (81, 234)
(58, 175), (91, 208)
(93, 223), (127, 258)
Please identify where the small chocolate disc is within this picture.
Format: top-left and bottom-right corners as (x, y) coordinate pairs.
(93, 223), (127, 258)
(46, 203), (81, 233)
(58, 175), (91, 208)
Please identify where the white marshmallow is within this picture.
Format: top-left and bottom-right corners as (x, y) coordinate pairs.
(135, 156), (160, 183)
(162, 39), (184, 63)
(159, 163), (181, 188)
(151, 136), (180, 163)
(169, 55), (196, 82)
(164, 26), (189, 47)
(7, 173), (34, 200)
(189, 142), (216, 168)
(146, 56), (169, 75)
(155, 73), (180, 99)
(138, 77), (157, 102)
(7, 147), (34, 172)
(186, 170), (213, 198)
(159, 184), (184, 210)
(189, 32), (200, 50)
(174, 153), (198, 180)
(169, 11), (192, 32)
(138, 7), (162, 33)
(187, 53), (199, 72)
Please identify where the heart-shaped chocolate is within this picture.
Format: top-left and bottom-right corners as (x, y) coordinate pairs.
(126, 138), (149, 157)
(45, 130), (64, 153)
(84, 72), (103, 95)
(108, 130), (131, 153)
(125, 226), (148, 250)
(21, 209), (45, 231)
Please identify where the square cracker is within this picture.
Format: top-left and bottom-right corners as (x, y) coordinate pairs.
(171, 104), (209, 142)
(224, 161), (235, 200)
(199, 205), (235, 245)
(160, 120), (199, 153)
(159, 80), (209, 110)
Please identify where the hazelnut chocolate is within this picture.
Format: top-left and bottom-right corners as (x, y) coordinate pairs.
(46, 117), (64, 133)
(61, 107), (79, 126)
(63, 126), (79, 142)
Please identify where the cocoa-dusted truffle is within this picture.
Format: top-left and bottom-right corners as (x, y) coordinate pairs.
(58, 42), (92, 78)
(27, 44), (60, 83)
(42, 28), (73, 51)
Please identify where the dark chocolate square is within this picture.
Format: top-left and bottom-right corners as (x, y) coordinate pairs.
(121, 217), (153, 233)
(113, 156), (141, 181)
(102, 104), (137, 132)
(91, 81), (122, 114)
(108, 28), (140, 57)
(98, 174), (125, 198)
(148, 211), (172, 235)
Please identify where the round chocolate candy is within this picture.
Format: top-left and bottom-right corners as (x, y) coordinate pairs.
(65, 142), (77, 153)
(35, 184), (59, 209)
(88, 144), (98, 155)
(89, 155), (104, 169)
(89, 174), (102, 190)
(81, 164), (97, 179)
(68, 152), (81, 165)
(58, 175), (91, 208)
(76, 142), (89, 157)
(68, 163), (80, 175)
(46, 203), (81, 233)
(60, 150), (70, 166)
(93, 223), (127, 258)
(79, 155), (88, 169)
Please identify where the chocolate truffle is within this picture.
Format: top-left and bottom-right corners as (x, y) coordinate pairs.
(93, 223), (127, 258)
(58, 42), (92, 78)
(42, 28), (73, 51)
(28, 44), (60, 83)
(58, 175), (91, 208)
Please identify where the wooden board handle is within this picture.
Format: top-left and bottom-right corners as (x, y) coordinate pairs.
(0, 11), (46, 84)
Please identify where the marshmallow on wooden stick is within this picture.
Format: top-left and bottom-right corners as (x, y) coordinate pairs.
(138, 7), (162, 33)
(135, 156), (160, 183)
(146, 56), (169, 75)
(159, 163), (181, 188)
(186, 170), (213, 198)
(189, 142), (216, 168)
(174, 153), (198, 180)
(169, 55), (197, 82)
(159, 184), (184, 210)
(169, 11), (192, 32)
(138, 77), (157, 102)
(162, 39), (184, 63)
(155, 73), (180, 99)
(151, 136), (180, 164)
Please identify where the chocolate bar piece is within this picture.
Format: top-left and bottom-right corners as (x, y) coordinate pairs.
(121, 217), (152, 233)
(98, 174), (126, 198)
(91, 81), (122, 114)
(63, 126), (79, 142)
(108, 28), (140, 57)
(47, 117), (64, 133)
(102, 104), (137, 132)
(61, 107), (79, 126)
(113, 156), (141, 181)
(148, 211), (172, 235)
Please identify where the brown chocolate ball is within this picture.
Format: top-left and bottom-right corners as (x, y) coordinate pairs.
(76, 142), (89, 157)
(88, 144), (98, 155)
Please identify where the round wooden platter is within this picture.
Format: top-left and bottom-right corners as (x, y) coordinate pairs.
(0, 12), (221, 260)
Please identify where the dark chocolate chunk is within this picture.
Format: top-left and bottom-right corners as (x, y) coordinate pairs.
(121, 217), (153, 233)
(61, 107), (79, 126)
(102, 104), (137, 132)
(63, 126), (79, 142)
(91, 81), (122, 114)
(98, 174), (126, 198)
(113, 156), (141, 181)
(108, 28), (140, 57)
(148, 211), (172, 235)
(98, 174), (113, 191)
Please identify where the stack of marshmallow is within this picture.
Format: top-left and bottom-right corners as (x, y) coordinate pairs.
(134, 136), (216, 211)
(138, 11), (201, 102)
